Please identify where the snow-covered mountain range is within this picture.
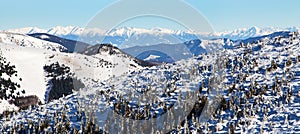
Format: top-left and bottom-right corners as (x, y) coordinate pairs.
(4, 26), (300, 48)
(205, 26), (299, 40)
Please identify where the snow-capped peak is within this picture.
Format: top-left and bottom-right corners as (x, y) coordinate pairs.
(47, 26), (83, 36)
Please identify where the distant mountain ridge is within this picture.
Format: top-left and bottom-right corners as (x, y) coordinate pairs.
(4, 26), (300, 48)
(28, 33), (89, 53)
(123, 38), (234, 62)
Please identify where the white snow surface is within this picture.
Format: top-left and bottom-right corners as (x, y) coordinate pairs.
(144, 55), (160, 61)
(1, 45), (49, 103)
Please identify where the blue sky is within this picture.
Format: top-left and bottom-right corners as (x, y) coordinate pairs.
(0, 0), (299, 32)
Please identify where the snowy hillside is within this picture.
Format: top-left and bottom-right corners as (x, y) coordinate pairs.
(1, 31), (300, 133)
(6, 26), (299, 48)
(0, 42), (143, 113)
(80, 31), (300, 133)
(0, 32), (67, 52)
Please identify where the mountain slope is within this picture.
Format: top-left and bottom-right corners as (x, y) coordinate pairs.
(0, 32), (68, 52)
(82, 43), (156, 67)
(0, 42), (144, 112)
